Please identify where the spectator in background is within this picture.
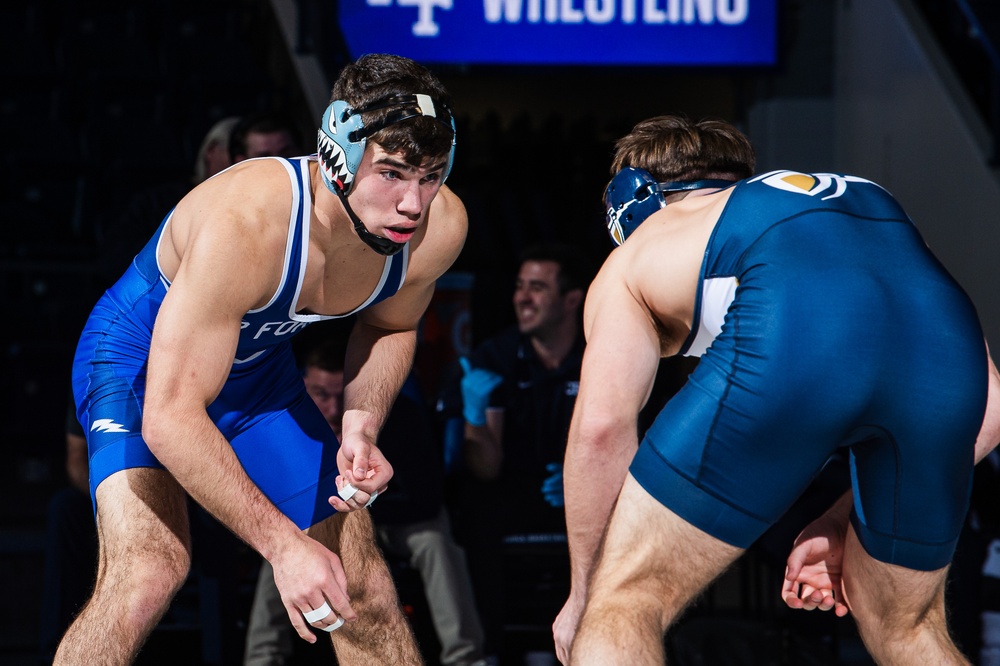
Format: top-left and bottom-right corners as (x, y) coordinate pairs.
(245, 335), (487, 666)
(444, 243), (593, 665)
(228, 112), (305, 162)
(96, 111), (304, 286)
(193, 116), (242, 185)
(94, 114), (243, 285)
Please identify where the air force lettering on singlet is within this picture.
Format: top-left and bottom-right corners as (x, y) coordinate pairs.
(243, 320), (311, 340)
(234, 319), (313, 365)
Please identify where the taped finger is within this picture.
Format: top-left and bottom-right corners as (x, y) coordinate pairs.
(303, 601), (333, 623)
(322, 617), (345, 632)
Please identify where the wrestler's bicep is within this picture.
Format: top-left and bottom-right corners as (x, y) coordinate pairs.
(147, 231), (275, 413)
(146, 284), (243, 413)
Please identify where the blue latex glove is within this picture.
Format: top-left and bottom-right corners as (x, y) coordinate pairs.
(459, 357), (503, 427)
(541, 462), (565, 507)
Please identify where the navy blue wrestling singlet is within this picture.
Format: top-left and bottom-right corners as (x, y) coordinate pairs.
(629, 170), (987, 570)
(71, 156), (409, 529)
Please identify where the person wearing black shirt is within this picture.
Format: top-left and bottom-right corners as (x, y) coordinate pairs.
(447, 243), (593, 665)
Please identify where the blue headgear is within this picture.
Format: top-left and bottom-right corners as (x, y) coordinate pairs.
(603, 167), (736, 246)
(317, 93), (455, 195)
(316, 94), (456, 256)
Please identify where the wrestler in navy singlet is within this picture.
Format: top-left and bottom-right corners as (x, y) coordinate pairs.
(71, 156), (408, 529)
(629, 170), (987, 570)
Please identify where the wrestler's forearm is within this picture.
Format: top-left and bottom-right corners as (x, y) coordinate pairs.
(342, 322), (417, 438)
(563, 417), (637, 594)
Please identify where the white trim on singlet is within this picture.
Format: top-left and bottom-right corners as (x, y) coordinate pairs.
(155, 209), (175, 288)
(153, 156), (298, 310)
(246, 157), (301, 314)
(155, 156), (408, 328)
(683, 276), (738, 358)
(287, 157), (409, 322)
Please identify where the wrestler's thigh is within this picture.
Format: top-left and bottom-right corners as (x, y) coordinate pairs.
(94, 468), (191, 565)
(841, 522), (948, 627)
(588, 474), (743, 618)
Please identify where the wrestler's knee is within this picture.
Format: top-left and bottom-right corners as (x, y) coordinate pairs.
(587, 533), (703, 630)
(587, 564), (678, 635)
(843, 550), (949, 649)
(338, 513), (385, 571)
(331, 568), (409, 652)
(96, 513), (191, 609)
(349, 551), (400, 615)
(102, 538), (191, 602)
(849, 577), (945, 637)
(311, 511), (395, 602)
(83, 547), (189, 638)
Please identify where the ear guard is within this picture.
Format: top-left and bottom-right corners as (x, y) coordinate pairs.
(317, 93), (456, 196)
(603, 167), (736, 246)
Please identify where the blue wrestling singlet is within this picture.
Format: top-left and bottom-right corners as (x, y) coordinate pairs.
(71, 156), (409, 529)
(629, 170), (987, 570)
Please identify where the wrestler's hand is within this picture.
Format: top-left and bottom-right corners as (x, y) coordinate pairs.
(554, 589), (586, 665)
(781, 499), (851, 617)
(330, 434), (392, 512)
(270, 531), (357, 642)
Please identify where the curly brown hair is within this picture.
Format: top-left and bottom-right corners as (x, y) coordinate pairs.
(330, 53), (454, 168)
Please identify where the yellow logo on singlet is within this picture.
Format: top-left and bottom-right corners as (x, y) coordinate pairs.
(751, 170), (878, 200)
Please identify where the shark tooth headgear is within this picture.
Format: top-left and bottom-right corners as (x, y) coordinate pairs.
(603, 167), (736, 246)
(316, 94), (456, 255)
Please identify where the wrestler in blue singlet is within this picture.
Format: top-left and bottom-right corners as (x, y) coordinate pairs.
(71, 156), (408, 529)
(629, 170), (987, 571)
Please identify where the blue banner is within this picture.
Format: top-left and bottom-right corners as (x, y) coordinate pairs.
(338, 0), (778, 67)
